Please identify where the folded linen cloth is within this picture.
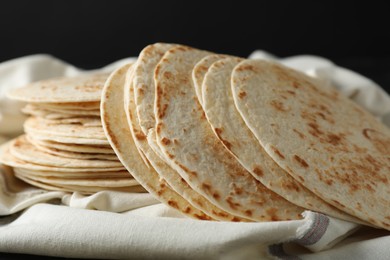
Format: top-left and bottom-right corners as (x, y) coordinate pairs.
(0, 52), (389, 259)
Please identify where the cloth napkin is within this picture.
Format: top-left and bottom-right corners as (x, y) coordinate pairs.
(0, 52), (389, 259)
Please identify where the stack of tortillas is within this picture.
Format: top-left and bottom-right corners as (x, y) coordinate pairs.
(0, 72), (145, 194)
(1, 43), (389, 229)
(100, 43), (390, 228)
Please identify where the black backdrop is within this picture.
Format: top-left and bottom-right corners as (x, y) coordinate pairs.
(1, 0), (390, 92)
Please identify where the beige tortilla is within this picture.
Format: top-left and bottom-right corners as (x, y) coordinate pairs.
(155, 46), (304, 221)
(130, 44), (245, 221)
(27, 137), (114, 154)
(32, 141), (119, 161)
(9, 136), (123, 168)
(38, 101), (101, 110)
(7, 73), (109, 103)
(24, 117), (107, 140)
(25, 104), (101, 117)
(192, 54), (228, 106)
(101, 63), (212, 220)
(15, 168), (131, 179)
(14, 173), (146, 194)
(231, 59), (390, 230)
(203, 57), (363, 224)
(39, 117), (102, 127)
(14, 170), (139, 187)
(22, 104), (91, 120)
(0, 142), (124, 172)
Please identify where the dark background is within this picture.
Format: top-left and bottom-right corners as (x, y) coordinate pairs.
(0, 1), (389, 259)
(1, 1), (390, 92)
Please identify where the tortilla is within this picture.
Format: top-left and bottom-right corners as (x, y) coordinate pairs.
(132, 43), (178, 135)
(27, 137), (115, 154)
(38, 101), (101, 110)
(24, 104), (101, 117)
(26, 131), (109, 145)
(15, 168), (131, 179)
(9, 136), (123, 168)
(39, 117), (102, 127)
(14, 170), (139, 187)
(129, 45), (245, 220)
(0, 142), (124, 172)
(231, 59), (390, 229)
(22, 104), (90, 120)
(32, 141), (119, 161)
(154, 46), (304, 221)
(101, 63), (212, 220)
(192, 54), (228, 106)
(203, 57), (363, 224)
(14, 173), (146, 194)
(7, 73), (109, 103)
(24, 117), (107, 140)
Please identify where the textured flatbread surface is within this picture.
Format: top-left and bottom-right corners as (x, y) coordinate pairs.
(133, 43), (177, 135)
(232, 59), (390, 229)
(8, 73), (109, 103)
(155, 46), (304, 221)
(192, 54), (228, 106)
(101, 63), (212, 220)
(28, 138), (114, 154)
(130, 44), (245, 221)
(203, 58), (362, 224)
(24, 117), (106, 140)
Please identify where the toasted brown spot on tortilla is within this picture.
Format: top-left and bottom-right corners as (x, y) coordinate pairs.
(238, 91), (247, 99)
(326, 133), (343, 146)
(232, 183), (243, 195)
(298, 176), (305, 183)
(158, 104), (169, 118)
(308, 122), (324, 137)
(252, 166), (264, 177)
(244, 210), (253, 217)
(194, 214), (212, 221)
(213, 192), (221, 200)
(270, 146), (285, 159)
(176, 162), (198, 177)
(266, 207), (279, 221)
(293, 155), (309, 168)
(167, 200), (179, 209)
(293, 129), (305, 139)
(212, 210), (229, 218)
(163, 71), (173, 79)
(214, 128), (233, 149)
(161, 137), (171, 145)
(231, 217), (241, 222)
(166, 152), (175, 159)
(270, 100), (289, 112)
(183, 207), (192, 214)
(226, 196), (240, 210)
(202, 182), (212, 192)
(325, 179), (334, 186)
(135, 132), (146, 141)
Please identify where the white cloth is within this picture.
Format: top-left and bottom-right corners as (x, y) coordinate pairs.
(0, 53), (389, 259)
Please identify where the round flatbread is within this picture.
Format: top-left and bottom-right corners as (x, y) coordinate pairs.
(192, 54), (228, 106)
(27, 137), (114, 154)
(231, 59), (390, 230)
(155, 46), (304, 221)
(24, 117), (107, 140)
(8, 73), (109, 103)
